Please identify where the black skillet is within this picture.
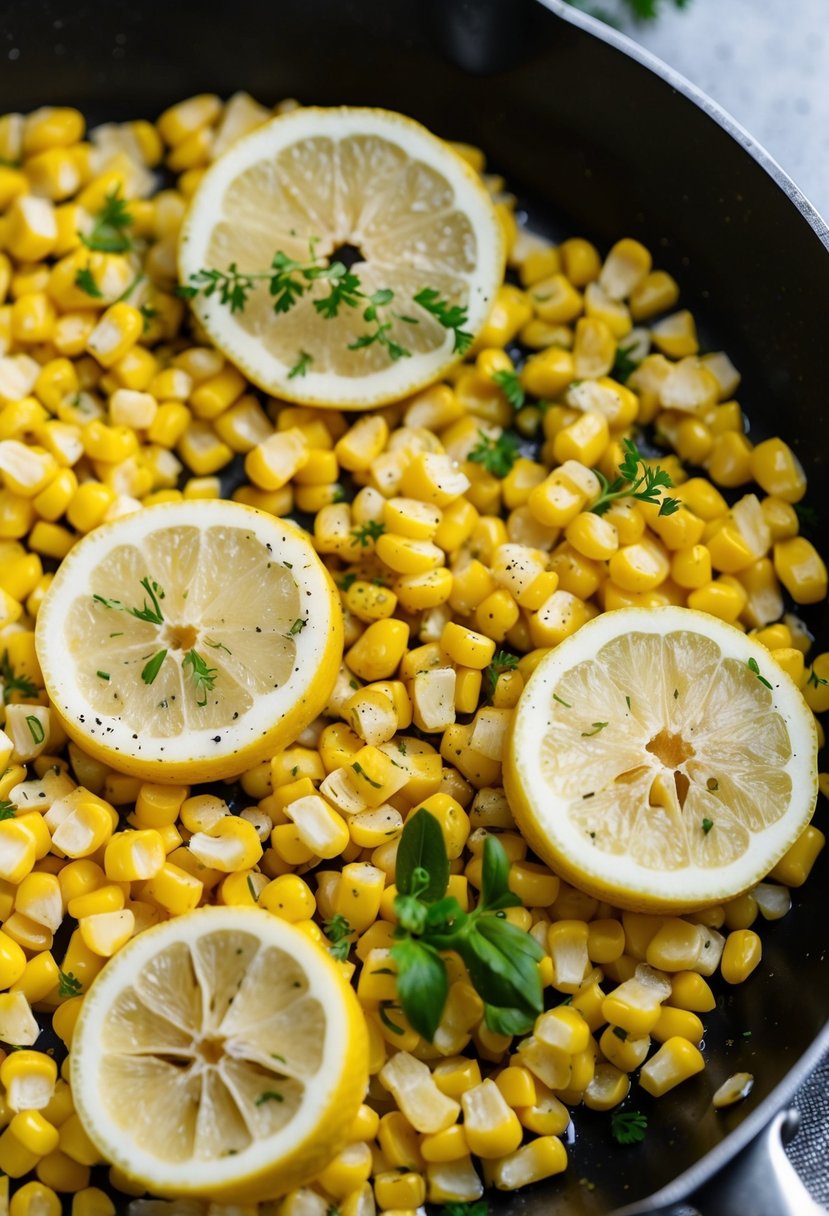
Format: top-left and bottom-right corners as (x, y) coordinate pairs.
(1, 0), (827, 1212)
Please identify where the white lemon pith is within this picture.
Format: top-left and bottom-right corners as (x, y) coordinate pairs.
(178, 106), (504, 407)
(504, 606), (818, 913)
(34, 500), (342, 782)
(70, 907), (369, 1201)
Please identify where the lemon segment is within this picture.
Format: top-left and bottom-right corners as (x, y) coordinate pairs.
(35, 500), (342, 782)
(70, 907), (368, 1201)
(505, 606), (818, 913)
(178, 106), (504, 407)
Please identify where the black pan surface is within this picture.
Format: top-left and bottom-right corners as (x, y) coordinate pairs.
(1, 1), (827, 1211)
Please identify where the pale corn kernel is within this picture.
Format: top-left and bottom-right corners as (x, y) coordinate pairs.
(379, 1051), (461, 1134)
(639, 1036), (704, 1096)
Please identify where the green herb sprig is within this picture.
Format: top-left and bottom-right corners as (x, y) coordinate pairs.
(0, 800), (16, 821)
(610, 1109), (648, 1145)
(79, 188), (134, 254)
(468, 429), (520, 478)
(491, 369), (525, 409)
(391, 809), (544, 1041)
(0, 650), (39, 703)
(484, 650), (519, 699)
(93, 576), (166, 625)
(324, 914), (354, 961)
(58, 969), (83, 998)
(181, 243), (473, 366)
(590, 438), (680, 517)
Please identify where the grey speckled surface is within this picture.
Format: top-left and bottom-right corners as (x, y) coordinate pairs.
(609, 0), (829, 220)
(613, 2), (829, 1206)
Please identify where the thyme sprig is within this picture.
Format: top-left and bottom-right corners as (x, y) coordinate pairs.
(591, 438), (680, 516)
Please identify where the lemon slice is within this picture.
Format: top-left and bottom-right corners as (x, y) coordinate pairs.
(70, 907), (368, 1202)
(178, 106), (504, 407)
(34, 500), (342, 782)
(504, 606), (818, 913)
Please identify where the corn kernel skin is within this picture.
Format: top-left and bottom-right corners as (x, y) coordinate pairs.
(639, 1036), (705, 1096)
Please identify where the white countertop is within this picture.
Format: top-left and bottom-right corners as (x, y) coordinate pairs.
(611, 0), (829, 219)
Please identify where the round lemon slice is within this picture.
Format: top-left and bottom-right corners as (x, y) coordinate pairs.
(178, 106), (504, 408)
(504, 606), (818, 913)
(34, 500), (342, 782)
(70, 907), (369, 1201)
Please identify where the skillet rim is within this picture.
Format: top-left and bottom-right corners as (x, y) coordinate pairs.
(534, 1), (829, 1208)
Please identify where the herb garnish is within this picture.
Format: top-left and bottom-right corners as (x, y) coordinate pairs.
(288, 351), (313, 379)
(25, 715), (45, 745)
(468, 429), (520, 478)
(75, 266), (104, 298)
(0, 651), (38, 703)
(350, 520), (385, 548)
(141, 650), (168, 686)
(484, 650), (519, 698)
(58, 970), (83, 998)
(79, 188), (134, 253)
(611, 343), (640, 384)
(94, 576), (166, 624)
(255, 1091), (284, 1106)
(747, 656), (773, 690)
(610, 1110), (648, 1145)
(181, 244), (473, 364)
(581, 722), (608, 737)
(491, 369), (525, 409)
(590, 438), (680, 517)
(324, 914), (353, 961)
(701, 818), (714, 834)
(0, 800), (16, 821)
(391, 808), (544, 1041)
(183, 649), (218, 707)
(807, 668), (828, 688)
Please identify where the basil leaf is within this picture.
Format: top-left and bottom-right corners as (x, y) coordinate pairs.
(483, 1002), (535, 1037)
(394, 893), (428, 935)
(424, 896), (467, 932)
(395, 808), (449, 902)
(480, 833), (512, 909)
(459, 917), (544, 1016)
(392, 937), (448, 1041)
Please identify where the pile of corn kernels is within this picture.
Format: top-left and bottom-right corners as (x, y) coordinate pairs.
(0, 92), (827, 1216)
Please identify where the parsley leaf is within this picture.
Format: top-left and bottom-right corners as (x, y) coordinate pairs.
(58, 969), (83, 998)
(93, 576), (165, 625)
(611, 342), (641, 384)
(350, 520), (385, 548)
(610, 1110), (648, 1145)
(468, 429), (520, 478)
(80, 188), (134, 253)
(0, 650), (39, 703)
(324, 914), (354, 961)
(74, 266), (103, 298)
(288, 350), (313, 379)
(747, 656), (773, 690)
(183, 649), (217, 707)
(141, 649), (168, 686)
(0, 800), (16, 821)
(413, 288), (474, 354)
(491, 369), (525, 409)
(484, 649), (519, 698)
(590, 438), (680, 517)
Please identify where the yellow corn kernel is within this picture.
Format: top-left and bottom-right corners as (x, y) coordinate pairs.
(639, 1036), (704, 1097)
(651, 1005), (704, 1044)
(528, 589), (594, 649)
(598, 1025), (651, 1072)
(139, 863), (203, 916)
(10, 1181), (63, 1215)
(648, 308), (697, 357)
(0, 926), (27, 988)
(460, 1079), (522, 1159)
(375, 533), (443, 575)
(629, 269), (679, 320)
(103, 829), (165, 882)
(331, 861), (385, 934)
(176, 420), (233, 475)
(156, 94), (221, 145)
(749, 436), (806, 503)
(803, 653), (829, 713)
(245, 428), (309, 491)
(670, 543), (712, 590)
(527, 273), (582, 326)
(767, 826), (826, 888)
(4, 196), (58, 262)
(256, 873), (314, 923)
(761, 495), (799, 542)
(84, 302), (142, 369)
(490, 1134), (568, 1191)
(602, 966), (671, 1035)
(419, 1123), (468, 1165)
(583, 1062), (631, 1113)
(379, 1051), (460, 1135)
(189, 815), (264, 872)
(34, 1149), (90, 1193)
(282, 793), (349, 859)
(11, 293), (56, 345)
(399, 452), (470, 507)
(28, 521), (74, 560)
(475, 284), (532, 349)
(68, 1187), (115, 1216)
(346, 619), (410, 681)
(0, 820), (37, 884)
(78, 909), (135, 957)
(773, 536), (827, 604)
(437, 621), (494, 671)
(564, 510), (618, 561)
(608, 535), (670, 592)
(645, 919), (708, 971)
(374, 1171), (427, 1211)
(685, 578), (747, 624)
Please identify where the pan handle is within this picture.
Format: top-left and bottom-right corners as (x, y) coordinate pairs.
(610, 1109), (823, 1216)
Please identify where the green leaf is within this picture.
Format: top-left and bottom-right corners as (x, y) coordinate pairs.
(491, 369), (525, 409)
(392, 937), (448, 1041)
(79, 188), (134, 253)
(141, 649), (168, 686)
(610, 1109), (648, 1144)
(459, 916), (543, 1016)
(74, 267), (103, 298)
(467, 429), (520, 478)
(480, 834), (520, 910)
(395, 808), (449, 903)
(423, 895), (467, 933)
(483, 1002), (535, 1036)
